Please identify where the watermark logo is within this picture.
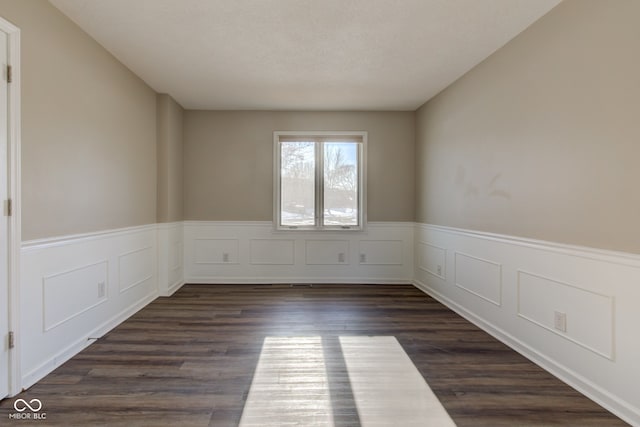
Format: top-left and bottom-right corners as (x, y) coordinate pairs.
(14, 399), (42, 412)
(8, 398), (46, 420)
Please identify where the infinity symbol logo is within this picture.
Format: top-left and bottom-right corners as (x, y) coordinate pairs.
(13, 398), (43, 412)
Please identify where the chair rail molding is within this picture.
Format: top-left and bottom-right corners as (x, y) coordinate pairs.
(413, 222), (640, 426)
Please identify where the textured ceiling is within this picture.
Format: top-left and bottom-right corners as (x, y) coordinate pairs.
(50, 0), (561, 110)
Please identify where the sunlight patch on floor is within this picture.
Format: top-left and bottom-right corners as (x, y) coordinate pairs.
(239, 336), (456, 426)
(340, 336), (456, 426)
(239, 336), (335, 426)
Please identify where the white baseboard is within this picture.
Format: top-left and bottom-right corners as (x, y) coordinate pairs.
(166, 279), (185, 296)
(414, 223), (640, 426)
(183, 221), (415, 284)
(20, 224), (160, 390)
(15, 219), (640, 425)
(185, 277), (412, 285)
(157, 222), (184, 296)
(22, 291), (156, 389)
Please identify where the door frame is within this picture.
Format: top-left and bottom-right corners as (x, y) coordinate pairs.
(0, 15), (21, 397)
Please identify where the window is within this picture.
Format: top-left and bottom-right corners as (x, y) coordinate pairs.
(274, 131), (366, 230)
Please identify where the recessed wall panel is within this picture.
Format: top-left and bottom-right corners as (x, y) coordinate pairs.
(194, 238), (239, 264)
(170, 242), (181, 271)
(359, 240), (402, 265)
(250, 239), (295, 265)
(118, 246), (153, 293)
(418, 242), (446, 279)
(43, 261), (108, 331)
(305, 240), (349, 265)
(454, 252), (502, 306)
(517, 271), (614, 359)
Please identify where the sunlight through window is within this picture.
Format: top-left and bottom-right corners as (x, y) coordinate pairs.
(339, 336), (456, 426)
(239, 337), (335, 426)
(239, 336), (456, 426)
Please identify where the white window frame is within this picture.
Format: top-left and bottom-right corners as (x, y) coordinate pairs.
(274, 131), (367, 231)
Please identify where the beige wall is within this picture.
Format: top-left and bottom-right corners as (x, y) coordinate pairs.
(9, 0), (636, 251)
(156, 94), (184, 223)
(184, 111), (415, 222)
(415, 0), (640, 253)
(0, 0), (157, 240)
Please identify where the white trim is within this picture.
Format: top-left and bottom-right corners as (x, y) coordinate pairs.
(249, 239), (295, 265)
(165, 280), (185, 296)
(22, 291), (156, 390)
(515, 269), (615, 361)
(417, 223), (640, 267)
(193, 237), (239, 265)
(156, 221), (184, 297)
(366, 221), (414, 229)
(183, 220), (412, 230)
(15, 217), (640, 425)
(0, 15), (22, 397)
(21, 225), (160, 389)
(412, 278), (638, 427)
(186, 277), (412, 285)
(358, 240), (404, 266)
(416, 241), (447, 280)
(273, 131), (367, 232)
(42, 260), (109, 332)
(305, 239), (350, 265)
(22, 223), (158, 251)
(453, 251), (503, 307)
(156, 221), (184, 231)
(414, 222), (640, 425)
(183, 221), (414, 284)
(184, 220), (270, 228)
(117, 246), (153, 293)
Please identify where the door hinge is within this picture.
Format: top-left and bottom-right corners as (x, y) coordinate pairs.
(8, 331), (14, 349)
(5, 198), (11, 216)
(7, 65), (12, 83)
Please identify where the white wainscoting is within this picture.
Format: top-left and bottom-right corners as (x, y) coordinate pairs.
(305, 239), (350, 265)
(454, 252), (502, 307)
(43, 260), (108, 332)
(414, 223), (640, 426)
(20, 225), (160, 389)
(184, 221), (414, 284)
(250, 239), (295, 265)
(17, 219), (640, 425)
(157, 222), (185, 296)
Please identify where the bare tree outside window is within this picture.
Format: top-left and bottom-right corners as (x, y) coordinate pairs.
(324, 143), (358, 225)
(275, 132), (365, 230)
(280, 142), (315, 226)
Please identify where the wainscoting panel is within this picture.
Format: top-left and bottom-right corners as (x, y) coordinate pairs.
(157, 222), (184, 296)
(517, 270), (613, 360)
(454, 252), (502, 306)
(21, 225), (159, 389)
(250, 239), (295, 265)
(184, 221), (414, 284)
(359, 240), (403, 265)
(305, 240), (349, 265)
(118, 246), (153, 293)
(414, 223), (640, 426)
(194, 238), (239, 264)
(43, 261), (108, 332)
(417, 242), (446, 280)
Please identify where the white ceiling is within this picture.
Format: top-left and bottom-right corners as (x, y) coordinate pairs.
(50, 0), (561, 111)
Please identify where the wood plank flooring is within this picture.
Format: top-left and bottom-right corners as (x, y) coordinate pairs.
(0, 284), (628, 426)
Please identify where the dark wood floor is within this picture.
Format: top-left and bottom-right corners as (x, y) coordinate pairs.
(0, 284), (628, 426)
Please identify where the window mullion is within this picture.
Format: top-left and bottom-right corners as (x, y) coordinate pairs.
(276, 141), (282, 228)
(357, 142), (362, 227)
(274, 131), (365, 231)
(316, 140), (324, 229)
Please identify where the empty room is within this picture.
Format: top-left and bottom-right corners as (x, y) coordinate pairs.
(0, 0), (638, 425)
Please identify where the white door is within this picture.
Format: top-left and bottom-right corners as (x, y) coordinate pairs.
(0, 28), (9, 400)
